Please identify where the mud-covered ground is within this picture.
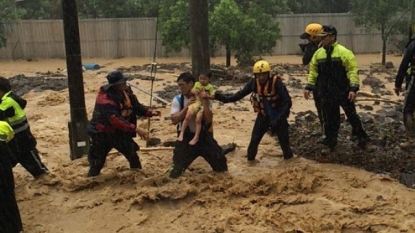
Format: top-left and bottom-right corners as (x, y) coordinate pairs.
(10, 62), (412, 185)
(4, 55), (415, 233)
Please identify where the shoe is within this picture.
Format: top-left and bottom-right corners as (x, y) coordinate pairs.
(247, 159), (259, 165)
(400, 140), (415, 149)
(357, 137), (368, 149)
(87, 167), (100, 177)
(317, 135), (326, 144)
(283, 152), (293, 160)
(130, 168), (142, 172)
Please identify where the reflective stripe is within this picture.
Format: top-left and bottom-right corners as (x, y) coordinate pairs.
(0, 134), (8, 141)
(0, 121), (14, 142)
(8, 115), (27, 126)
(1, 92), (27, 128)
(13, 122), (29, 133)
(30, 150), (48, 173)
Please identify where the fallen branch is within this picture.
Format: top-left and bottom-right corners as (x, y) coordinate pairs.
(356, 97), (401, 105)
(109, 147), (174, 155)
(128, 83), (171, 105)
(358, 91), (380, 98)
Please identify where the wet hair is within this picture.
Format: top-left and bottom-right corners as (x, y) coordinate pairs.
(177, 71), (195, 84)
(0, 77), (11, 93)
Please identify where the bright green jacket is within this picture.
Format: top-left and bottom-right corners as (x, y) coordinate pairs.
(0, 91), (28, 133)
(0, 121), (14, 143)
(306, 42), (360, 94)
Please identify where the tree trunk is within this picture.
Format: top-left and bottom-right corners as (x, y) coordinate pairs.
(226, 44), (231, 67)
(189, 0), (210, 77)
(381, 26), (386, 65)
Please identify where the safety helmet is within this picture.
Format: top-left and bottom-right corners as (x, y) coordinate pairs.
(253, 60), (271, 74)
(300, 23), (323, 39)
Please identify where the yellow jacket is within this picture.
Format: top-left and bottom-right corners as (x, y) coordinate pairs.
(0, 121), (14, 143)
(306, 42), (359, 94)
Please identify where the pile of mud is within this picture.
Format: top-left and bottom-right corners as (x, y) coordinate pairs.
(9, 63), (413, 188)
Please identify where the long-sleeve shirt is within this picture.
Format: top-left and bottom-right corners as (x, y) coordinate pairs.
(88, 86), (152, 135)
(225, 77), (292, 119)
(395, 40), (415, 88)
(306, 42), (359, 95)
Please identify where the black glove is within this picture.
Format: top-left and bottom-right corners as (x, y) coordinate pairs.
(214, 91), (230, 103)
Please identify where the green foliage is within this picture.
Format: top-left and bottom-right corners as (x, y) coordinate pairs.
(1, 0), (26, 20)
(159, 0), (189, 54)
(209, 0), (281, 66)
(0, 0), (26, 48)
(350, 0), (410, 63)
(17, 0), (62, 19)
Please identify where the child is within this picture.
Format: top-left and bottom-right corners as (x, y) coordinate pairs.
(178, 71), (215, 145)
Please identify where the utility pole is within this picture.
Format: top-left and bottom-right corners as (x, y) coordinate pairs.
(62, 0), (89, 160)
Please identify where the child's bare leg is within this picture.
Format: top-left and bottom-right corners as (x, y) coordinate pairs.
(189, 110), (204, 145)
(178, 110), (194, 141)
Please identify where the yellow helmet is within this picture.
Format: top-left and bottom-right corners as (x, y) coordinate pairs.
(305, 23), (323, 37)
(300, 23), (323, 39)
(253, 60), (271, 74)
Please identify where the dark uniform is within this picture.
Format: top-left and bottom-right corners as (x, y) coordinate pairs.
(395, 39), (415, 147)
(305, 26), (367, 151)
(0, 77), (48, 178)
(300, 41), (320, 66)
(0, 121), (23, 233)
(167, 75), (228, 178)
(215, 60), (293, 161)
(87, 71), (157, 177)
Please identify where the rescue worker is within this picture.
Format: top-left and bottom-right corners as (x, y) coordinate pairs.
(87, 70), (161, 177)
(299, 23), (324, 66)
(215, 60), (293, 162)
(0, 77), (49, 178)
(0, 121), (24, 233)
(167, 71), (228, 178)
(299, 23), (325, 137)
(394, 26), (415, 149)
(300, 23), (360, 141)
(304, 25), (368, 153)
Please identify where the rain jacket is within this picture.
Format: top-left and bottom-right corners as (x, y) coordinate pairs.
(395, 40), (415, 88)
(300, 41), (320, 65)
(88, 86), (152, 136)
(0, 91), (29, 134)
(306, 42), (359, 96)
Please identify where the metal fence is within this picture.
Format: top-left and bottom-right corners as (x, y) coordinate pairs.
(0, 13), (400, 60)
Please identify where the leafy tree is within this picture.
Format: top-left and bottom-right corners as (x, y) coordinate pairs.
(209, 0), (243, 66)
(17, 0), (62, 19)
(210, 0), (280, 66)
(234, 0), (292, 16)
(65, 0), (161, 19)
(350, 0), (409, 64)
(0, 0), (26, 48)
(158, 0), (190, 54)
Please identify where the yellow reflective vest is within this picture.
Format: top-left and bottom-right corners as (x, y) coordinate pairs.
(0, 91), (29, 133)
(0, 121), (14, 143)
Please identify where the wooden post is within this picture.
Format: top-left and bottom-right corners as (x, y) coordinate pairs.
(62, 0), (90, 160)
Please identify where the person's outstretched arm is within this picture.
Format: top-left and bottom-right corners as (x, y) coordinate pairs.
(215, 79), (254, 103)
